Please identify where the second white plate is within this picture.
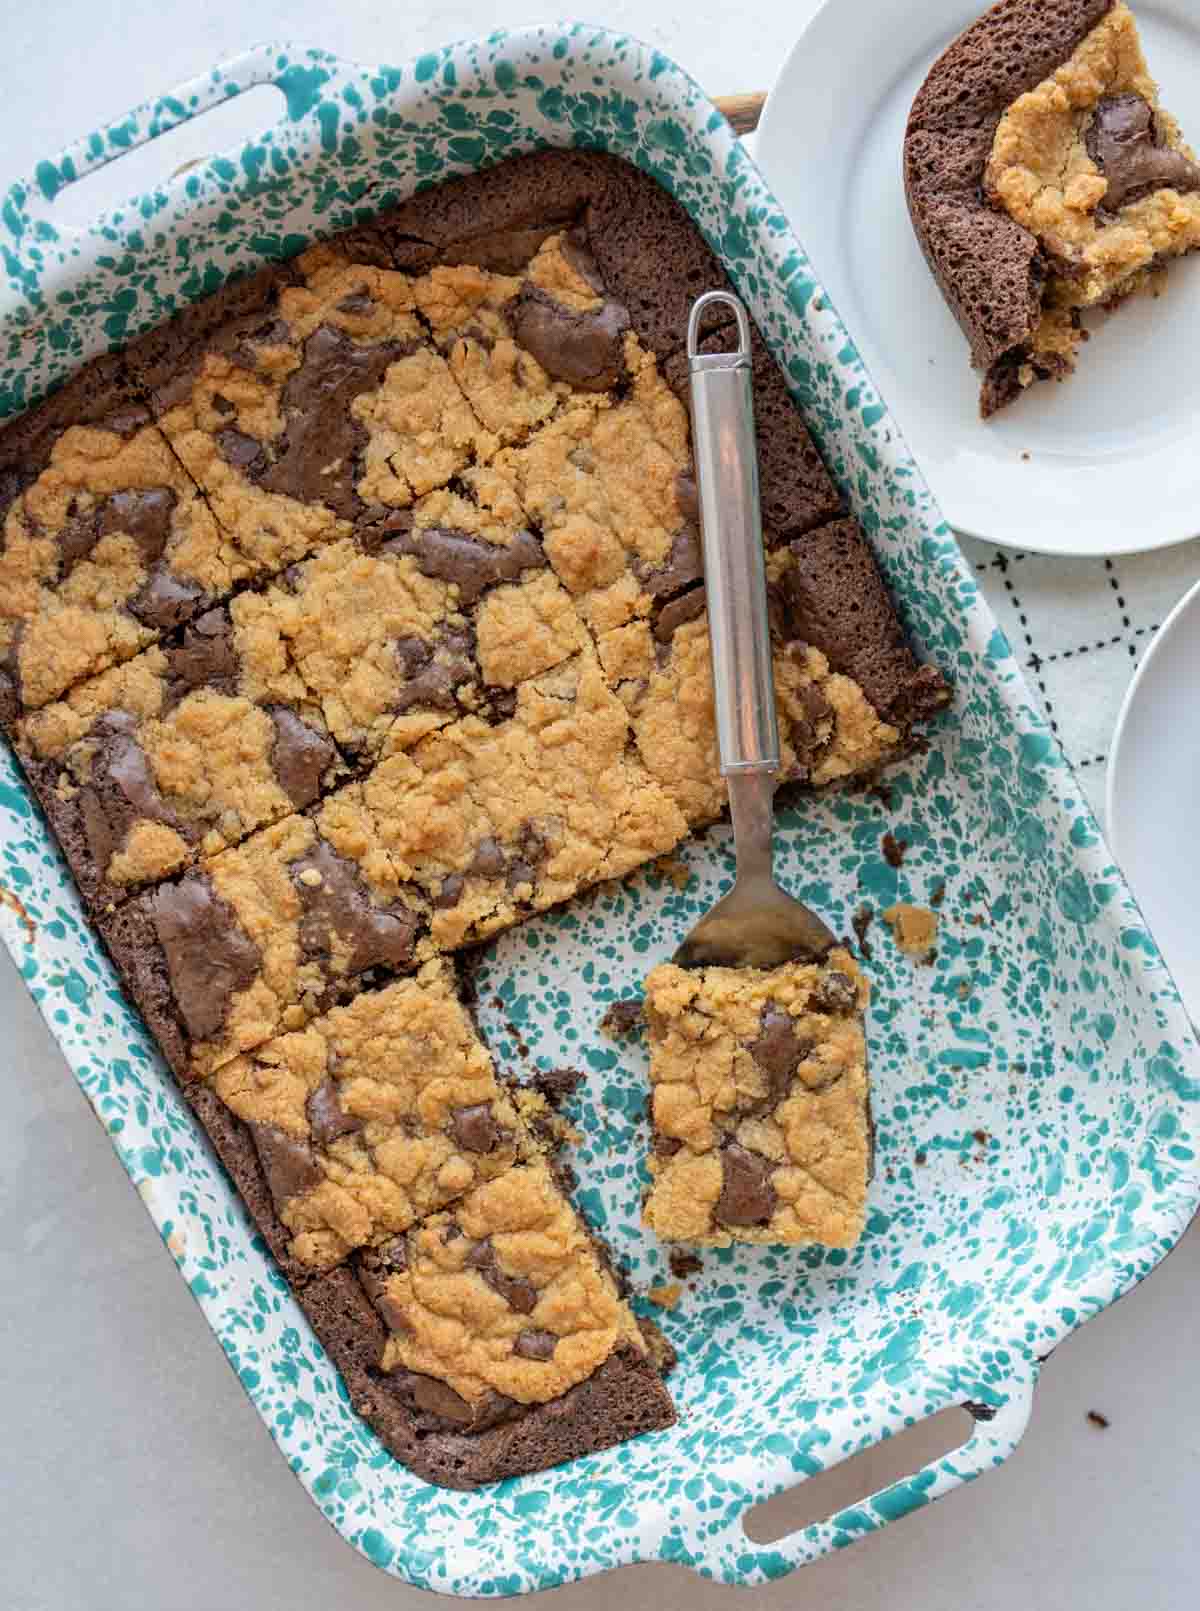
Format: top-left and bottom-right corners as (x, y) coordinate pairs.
(755, 0), (1200, 555)
(1108, 576), (1200, 1025)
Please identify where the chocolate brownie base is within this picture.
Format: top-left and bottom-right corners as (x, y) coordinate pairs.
(185, 1078), (313, 1285)
(903, 0), (1114, 413)
(768, 519), (951, 729)
(298, 1264), (675, 1491)
(665, 325), (844, 537)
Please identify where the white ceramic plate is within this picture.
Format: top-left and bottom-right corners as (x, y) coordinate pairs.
(1108, 576), (1200, 1021)
(755, 0), (1200, 555)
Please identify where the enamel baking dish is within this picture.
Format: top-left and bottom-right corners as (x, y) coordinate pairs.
(2, 25), (1197, 1596)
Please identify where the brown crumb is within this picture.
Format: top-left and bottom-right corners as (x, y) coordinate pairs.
(600, 999), (644, 1038)
(973, 1129), (989, 1148)
(915, 1150), (928, 1166)
(930, 881), (946, 908)
(868, 781), (895, 810)
(851, 904), (875, 961)
(647, 1282), (683, 1311)
(882, 832), (908, 868)
(0, 881), (37, 948)
(491, 995), (504, 1012)
(1020, 450), (1031, 461)
(529, 1067), (584, 1107)
(668, 1250), (703, 1280)
(1086, 1410), (1110, 1430)
(651, 854), (690, 890)
(882, 903), (938, 962)
(957, 980), (970, 1000)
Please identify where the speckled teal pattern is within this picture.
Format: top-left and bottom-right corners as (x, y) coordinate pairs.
(1, 28), (1198, 1598)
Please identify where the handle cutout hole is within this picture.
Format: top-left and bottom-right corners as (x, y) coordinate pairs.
(742, 1404), (974, 1545)
(25, 84), (287, 230)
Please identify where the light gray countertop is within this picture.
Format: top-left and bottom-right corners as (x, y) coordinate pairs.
(2, 2), (1198, 1606)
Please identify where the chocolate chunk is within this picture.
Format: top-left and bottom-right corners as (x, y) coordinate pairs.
(451, 1102), (501, 1154)
(165, 607), (240, 708)
(434, 873), (464, 909)
(230, 316), (292, 373)
(484, 687), (518, 723)
(336, 288), (376, 315)
(745, 1006), (813, 1117)
(290, 837), (419, 977)
(150, 873), (262, 1043)
(211, 393), (236, 417)
(0, 625), (21, 729)
(674, 469), (699, 525)
(468, 836), (506, 878)
(374, 1293), (413, 1336)
(392, 634), (467, 714)
(851, 904), (874, 961)
(510, 283), (630, 391)
(786, 680), (834, 773)
(748, 1006), (810, 1082)
(653, 1134), (683, 1160)
(407, 1372), (481, 1426)
(268, 706), (335, 808)
(514, 1329), (558, 1361)
(653, 587), (706, 644)
(102, 404), (153, 439)
(259, 325), (415, 518)
(249, 1121), (324, 1207)
(128, 565), (208, 631)
(506, 859), (537, 895)
(715, 1142), (778, 1228)
(383, 523), (547, 607)
(639, 526), (703, 599)
(506, 822), (549, 896)
(466, 1238), (538, 1313)
(810, 969), (858, 1015)
(77, 710), (187, 874)
(55, 506), (103, 574)
(1086, 93), (1200, 213)
(98, 487), (177, 566)
(306, 1075), (364, 1146)
(357, 1233), (409, 1306)
(215, 427), (269, 477)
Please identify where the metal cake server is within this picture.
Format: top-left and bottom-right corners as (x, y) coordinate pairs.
(673, 291), (836, 971)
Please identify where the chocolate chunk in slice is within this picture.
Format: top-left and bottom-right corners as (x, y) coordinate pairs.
(468, 836), (507, 878)
(510, 284), (630, 391)
(514, 1329), (558, 1361)
(215, 427), (269, 477)
(258, 325), (416, 518)
(715, 1141), (778, 1228)
(306, 1075), (364, 1146)
(128, 567), (208, 631)
(1086, 93), (1200, 212)
(810, 968), (858, 1015)
(451, 1103), (502, 1154)
(249, 1121), (324, 1209)
(98, 486), (177, 565)
(465, 1238), (538, 1313)
(382, 522), (547, 607)
(77, 710), (188, 873)
(149, 873), (262, 1044)
(164, 607), (241, 708)
(653, 587), (707, 645)
(268, 706), (335, 808)
(290, 837), (419, 977)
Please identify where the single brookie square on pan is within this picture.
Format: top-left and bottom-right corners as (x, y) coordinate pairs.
(298, 1154), (677, 1490)
(641, 951), (872, 1248)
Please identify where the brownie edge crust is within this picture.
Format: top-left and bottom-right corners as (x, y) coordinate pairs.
(903, 0), (1115, 413)
(299, 1266), (676, 1491)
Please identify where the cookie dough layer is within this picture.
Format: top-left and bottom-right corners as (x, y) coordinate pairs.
(362, 647), (689, 950)
(207, 960), (523, 1272)
(642, 953), (871, 1248)
(0, 397), (230, 725)
(299, 1263), (675, 1490)
(99, 792), (427, 1080)
(905, 0), (1200, 413)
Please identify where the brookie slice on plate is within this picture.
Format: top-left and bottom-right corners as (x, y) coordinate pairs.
(905, 0), (1200, 413)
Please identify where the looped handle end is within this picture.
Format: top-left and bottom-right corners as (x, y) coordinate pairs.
(687, 289), (752, 364)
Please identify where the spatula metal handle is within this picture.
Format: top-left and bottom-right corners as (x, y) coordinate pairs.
(687, 292), (780, 776)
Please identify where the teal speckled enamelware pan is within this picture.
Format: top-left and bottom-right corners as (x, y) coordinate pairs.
(2, 27), (1198, 1596)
